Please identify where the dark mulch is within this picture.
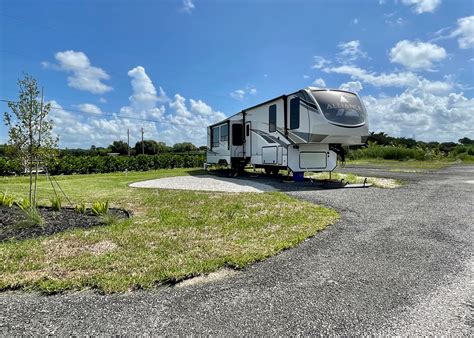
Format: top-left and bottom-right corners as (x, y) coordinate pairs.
(0, 206), (130, 242)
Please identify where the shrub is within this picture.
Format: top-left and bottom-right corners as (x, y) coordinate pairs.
(92, 201), (109, 216)
(38, 153), (205, 176)
(348, 143), (426, 161)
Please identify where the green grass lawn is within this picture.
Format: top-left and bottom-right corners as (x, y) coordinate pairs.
(0, 169), (338, 293)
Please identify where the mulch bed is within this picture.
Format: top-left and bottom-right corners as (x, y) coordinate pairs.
(0, 205), (129, 242)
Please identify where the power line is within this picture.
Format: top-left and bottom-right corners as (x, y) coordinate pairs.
(0, 98), (209, 128)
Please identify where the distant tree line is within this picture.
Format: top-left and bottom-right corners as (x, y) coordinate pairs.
(348, 133), (474, 161)
(0, 140), (207, 158)
(365, 132), (473, 154)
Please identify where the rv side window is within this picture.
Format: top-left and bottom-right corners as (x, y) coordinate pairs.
(269, 104), (276, 132)
(246, 124), (250, 137)
(220, 124), (228, 141)
(232, 124), (243, 146)
(212, 127), (220, 147)
(290, 97), (300, 129)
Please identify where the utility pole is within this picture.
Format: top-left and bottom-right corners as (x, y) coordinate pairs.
(127, 128), (130, 156)
(141, 127), (144, 155)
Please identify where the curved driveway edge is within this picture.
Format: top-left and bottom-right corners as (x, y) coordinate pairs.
(1, 166), (473, 335)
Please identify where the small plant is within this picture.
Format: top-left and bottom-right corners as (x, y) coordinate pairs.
(74, 203), (87, 214)
(92, 200), (109, 215)
(16, 207), (44, 228)
(16, 197), (31, 211)
(100, 213), (119, 226)
(0, 191), (15, 207)
(50, 196), (61, 211)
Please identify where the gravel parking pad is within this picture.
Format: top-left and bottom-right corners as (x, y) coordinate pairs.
(129, 175), (276, 193)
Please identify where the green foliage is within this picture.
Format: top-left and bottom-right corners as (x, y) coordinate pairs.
(100, 213), (119, 226)
(0, 191), (15, 207)
(16, 207), (44, 228)
(458, 137), (474, 145)
(92, 200), (109, 216)
(15, 197), (31, 211)
(172, 142), (198, 153)
(348, 142), (426, 161)
(50, 196), (61, 211)
(110, 140), (129, 155)
(74, 203), (87, 214)
(134, 140), (171, 155)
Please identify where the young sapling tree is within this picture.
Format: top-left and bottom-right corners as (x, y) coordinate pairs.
(3, 74), (58, 210)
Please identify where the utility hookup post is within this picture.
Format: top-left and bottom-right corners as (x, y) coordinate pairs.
(141, 127), (144, 155)
(127, 128), (130, 157)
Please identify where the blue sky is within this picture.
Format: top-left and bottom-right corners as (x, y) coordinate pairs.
(1, 0), (473, 147)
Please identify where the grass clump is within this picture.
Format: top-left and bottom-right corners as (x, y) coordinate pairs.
(16, 207), (44, 228)
(74, 203), (87, 214)
(0, 191), (14, 207)
(100, 213), (120, 226)
(0, 168), (338, 293)
(50, 197), (61, 211)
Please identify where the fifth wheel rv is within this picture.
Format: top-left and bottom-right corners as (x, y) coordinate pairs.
(206, 87), (369, 175)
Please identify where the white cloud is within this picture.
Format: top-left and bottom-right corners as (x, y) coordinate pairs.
(337, 40), (367, 64)
(324, 64), (455, 94)
(450, 16), (474, 49)
(127, 66), (168, 112)
(303, 74), (310, 79)
(353, 18), (359, 24)
(230, 87), (257, 100)
(99, 97), (107, 104)
(339, 81), (363, 93)
(181, 0), (195, 13)
(313, 78), (326, 87)
(363, 88), (474, 142)
(312, 56), (331, 69)
(48, 66), (225, 147)
(324, 65), (420, 87)
(386, 17), (404, 26)
(389, 40), (447, 70)
(75, 103), (103, 115)
(401, 0), (442, 14)
(230, 89), (246, 100)
(44, 50), (112, 94)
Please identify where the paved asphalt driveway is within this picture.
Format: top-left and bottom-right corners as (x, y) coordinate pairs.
(1, 165), (473, 335)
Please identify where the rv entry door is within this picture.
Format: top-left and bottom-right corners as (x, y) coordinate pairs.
(245, 121), (251, 158)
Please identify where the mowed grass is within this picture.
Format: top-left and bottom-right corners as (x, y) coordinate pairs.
(0, 169), (338, 293)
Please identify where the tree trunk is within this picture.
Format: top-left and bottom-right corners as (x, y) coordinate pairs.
(33, 87), (44, 207)
(28, 91), (34, 207)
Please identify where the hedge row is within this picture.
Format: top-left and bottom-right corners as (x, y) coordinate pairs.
(0, 154), (206, 176)
(348, 143), (474, 161)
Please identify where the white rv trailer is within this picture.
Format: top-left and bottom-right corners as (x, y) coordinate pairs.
(206, 87), (369, 174)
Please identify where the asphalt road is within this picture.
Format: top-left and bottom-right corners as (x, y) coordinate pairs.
(1, 165), (473, 335)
